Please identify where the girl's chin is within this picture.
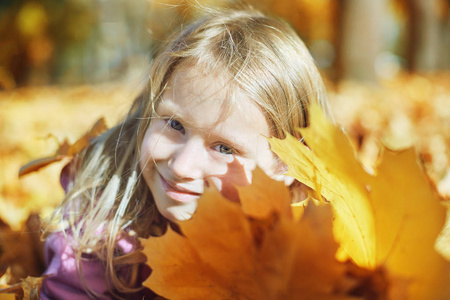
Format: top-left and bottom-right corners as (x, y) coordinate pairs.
(162, 201), (198, 221)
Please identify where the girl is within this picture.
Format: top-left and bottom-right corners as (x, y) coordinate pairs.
(40, 7), (331, 299)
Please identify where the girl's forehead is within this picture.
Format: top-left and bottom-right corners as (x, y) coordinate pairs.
(163, 61), (242, 110)
(157, 63), (270, 137)
(170, 61), (232, 92)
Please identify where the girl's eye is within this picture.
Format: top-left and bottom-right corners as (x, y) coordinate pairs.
(218, 144), (234, 155)
(169, 119), (184, 132)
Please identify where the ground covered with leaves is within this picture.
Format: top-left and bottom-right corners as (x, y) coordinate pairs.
(0, 73), (449, 299)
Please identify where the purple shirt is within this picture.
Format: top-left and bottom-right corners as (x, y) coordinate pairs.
(40, 232), (156, 299)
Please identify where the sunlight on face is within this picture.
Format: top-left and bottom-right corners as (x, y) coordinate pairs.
(139, 63), (280, 221)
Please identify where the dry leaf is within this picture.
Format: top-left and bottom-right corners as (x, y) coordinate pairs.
(19, 118), (107, 177)
(0, 215), (44, 285)
(0, 275), (47, 300)
(269, 104), (450, 299)
(142, 173), (354, 299)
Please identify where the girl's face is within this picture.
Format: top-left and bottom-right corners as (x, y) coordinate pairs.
(140, 64), (280, 221)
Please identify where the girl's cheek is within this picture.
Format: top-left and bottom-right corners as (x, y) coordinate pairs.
(142, 128), (178, 161)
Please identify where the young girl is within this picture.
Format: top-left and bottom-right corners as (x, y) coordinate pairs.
(40, 7), (331, 299)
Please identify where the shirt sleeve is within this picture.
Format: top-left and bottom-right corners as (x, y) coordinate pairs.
(40, 232), (112, 300)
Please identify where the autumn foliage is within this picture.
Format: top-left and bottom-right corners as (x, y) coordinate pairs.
(1, 74), (450, 299)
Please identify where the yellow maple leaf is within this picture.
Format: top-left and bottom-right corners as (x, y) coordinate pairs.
(269, 104), (450, 299)
(142, 171), (354, 299)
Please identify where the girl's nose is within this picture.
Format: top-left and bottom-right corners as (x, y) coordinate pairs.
(169, 139), (206, 180)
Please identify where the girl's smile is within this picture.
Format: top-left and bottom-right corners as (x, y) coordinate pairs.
(159, 174), (202, 203)
(139, 62), (280, 221)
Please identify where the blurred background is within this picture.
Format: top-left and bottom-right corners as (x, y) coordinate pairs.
(0, 0), (449, 284)
(0, 0), (449, 87)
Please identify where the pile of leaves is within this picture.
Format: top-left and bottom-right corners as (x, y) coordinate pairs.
(1, 73), (449, 298)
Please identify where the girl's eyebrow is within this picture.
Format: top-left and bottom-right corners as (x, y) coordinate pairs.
(157, 97), (222, 131)
(156, 102), (199, 129)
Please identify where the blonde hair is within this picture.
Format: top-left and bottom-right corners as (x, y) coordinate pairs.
(45, 7), (331, 297)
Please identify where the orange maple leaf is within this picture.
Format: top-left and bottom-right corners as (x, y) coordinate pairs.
(142, 170), (354, 299)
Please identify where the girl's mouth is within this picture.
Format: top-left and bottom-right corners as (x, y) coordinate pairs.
(159, 175), (202, 203)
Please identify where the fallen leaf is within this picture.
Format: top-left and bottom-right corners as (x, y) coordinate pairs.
(20, 276), (45, 299)
(19, 118), (107, 177)
(269, 104), (450, 299)
(0, 275), (47, 300)
(142, 172), (355, 299)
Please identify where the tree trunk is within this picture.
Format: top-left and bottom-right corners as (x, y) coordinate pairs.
(338, 0), (387, 82)
(405, 0), (442, 72)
